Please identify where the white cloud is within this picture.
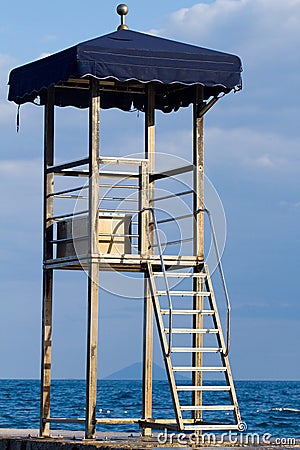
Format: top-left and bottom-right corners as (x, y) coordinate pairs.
(42, 34), (57, 42)
(0, 54), (16, 68)
(253, 154), (274, 168)
(0, 158), (42, 288)
(150, 0), (300, 135)
(38, 52), (52, 59)
(206, 126), (300, 171)
(280, 200), (300, 209)
(0, 54), (20, 124)
(0, 101), (16, 123)
(0, 53), (17, 91)
(0, 158), (42, 218)
(0, 158), (41, 174)
(0, 54), (18, 88)
(151, 0), (300, 63)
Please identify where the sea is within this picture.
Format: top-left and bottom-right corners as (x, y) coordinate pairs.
(0, 380), (299, 439)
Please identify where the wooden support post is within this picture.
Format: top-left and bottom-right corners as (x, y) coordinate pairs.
(85, 78), (100, 440)
(139, 161), (148, 256)
(142, 85), (155, 436)
(40, 87), (55, 437)
(192, 86), (205, 423)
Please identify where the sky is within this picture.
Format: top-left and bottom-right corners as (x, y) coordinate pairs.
(0, 0), (299, 381)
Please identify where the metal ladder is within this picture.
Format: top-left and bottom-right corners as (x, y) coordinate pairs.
(146, 208), (243, 431)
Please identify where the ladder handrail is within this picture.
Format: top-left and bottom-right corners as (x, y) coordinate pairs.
(144, 207), (173, 357)
(199, 208), (231, 356)
(142, 205), (231, 357)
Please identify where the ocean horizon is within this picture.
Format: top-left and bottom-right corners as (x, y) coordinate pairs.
(0, 379), (299, 439)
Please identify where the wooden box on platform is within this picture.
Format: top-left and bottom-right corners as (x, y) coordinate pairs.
(57, 213), (132, 257)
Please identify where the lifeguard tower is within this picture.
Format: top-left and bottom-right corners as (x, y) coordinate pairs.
(8, 5), (243, 439)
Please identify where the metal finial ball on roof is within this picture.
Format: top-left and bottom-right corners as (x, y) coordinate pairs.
(117, 4), (129, 30)
(117, 4), (128, 15)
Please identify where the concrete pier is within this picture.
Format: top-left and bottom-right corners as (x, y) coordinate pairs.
(0, 429), (299, 450)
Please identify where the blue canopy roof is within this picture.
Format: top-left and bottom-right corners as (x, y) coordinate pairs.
(8, 29), (242, 112)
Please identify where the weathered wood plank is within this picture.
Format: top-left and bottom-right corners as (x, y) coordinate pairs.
(85, 78), (100, 440)
(40, 86), (55, 437)
(142, 85), (155, 437)
(192, 86), (205, 422)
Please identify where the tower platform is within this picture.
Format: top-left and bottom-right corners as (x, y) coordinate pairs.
(44, 255), (200, 272)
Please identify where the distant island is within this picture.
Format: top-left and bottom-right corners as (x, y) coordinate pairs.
(103, 362), (186, 380)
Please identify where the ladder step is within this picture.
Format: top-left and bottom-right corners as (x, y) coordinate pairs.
(165, 328), (218, 334)
(172, 347), (221, 353)
(184, 424), (241, 431)
(181, 405), (235, 411)
(153, 272), (206, 278)
(161, 309), (215, 315)
(173, 366), (226, 372)
(177, 386), (231, 391)
(157, 290), (210, 296)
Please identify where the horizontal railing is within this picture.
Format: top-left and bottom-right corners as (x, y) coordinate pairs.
(47, 156), (144, 258)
